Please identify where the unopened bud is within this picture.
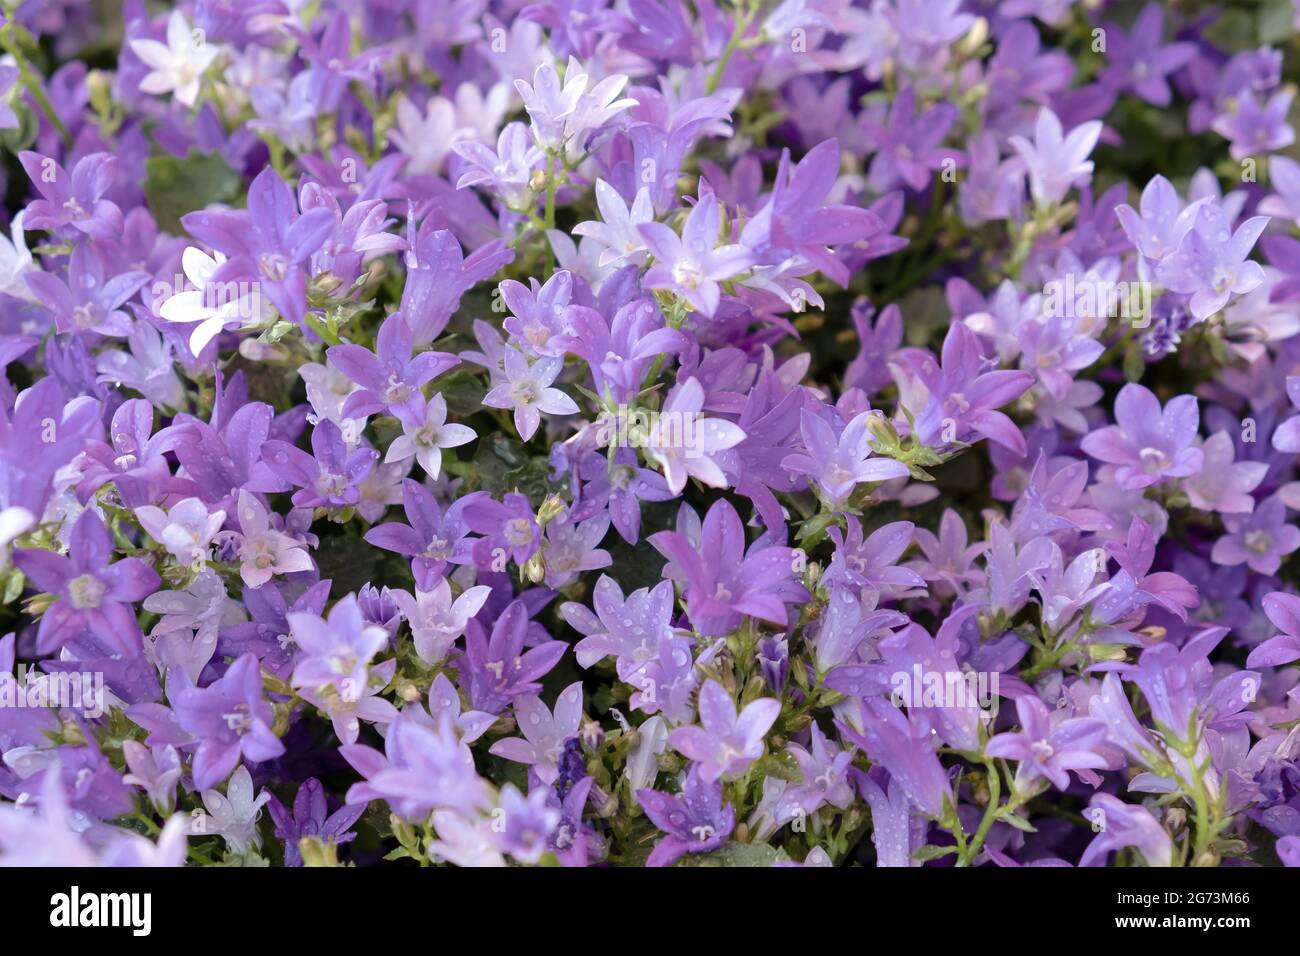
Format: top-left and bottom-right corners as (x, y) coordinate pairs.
(959, 17), (989, 56)
(523, 551), (546, 584)
(536, 494), (567, 527)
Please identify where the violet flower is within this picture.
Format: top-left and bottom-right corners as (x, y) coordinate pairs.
(173, 652), (286, 789)
(637, 765), (735, 866)
(12, 509), (159, 657)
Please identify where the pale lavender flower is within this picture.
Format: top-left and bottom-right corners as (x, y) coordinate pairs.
(489, 682), (584, 785)
(783, 409), (911, 507)
(233, 490), (314, 588)
(1210, 493), (1300, 575)
(482, 348), (579, 441)
(1008, 107), (1103, 210)
(667, 679), (780, 783)
(1156, 203), (1268, 320)
(391, 580), (492, 666)
(134, 497), (226, 567)
(1115, 175), (1208, 263)
(644, 377), (746, 495)
(639, 194), (754, 318)
(387, 394), (476, 480)
(199, 765), (270, 855)
(1079, 793), (1173, 867)
(1080, 383), (1203, 490)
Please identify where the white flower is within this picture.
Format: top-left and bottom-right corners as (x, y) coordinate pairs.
(453, 81), (513, 144)
(130, 11), (220, 108)
(388, 95), (472, 175)
(0, 506), (34, 572)
(199, 766), (269, 855)
(0, 211), (35, 301)
(158, 247), (269, 355)
(386, 394), (477, 480)
(514, 57), (637, 162)
(299, 359), (365, 441)
(1008, 108), (1103, 211)
(392, 581), (492, 665)
(572, 180), (655, 267)
(134, 497), (226, 567)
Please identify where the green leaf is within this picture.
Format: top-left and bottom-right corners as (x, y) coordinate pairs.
(912, 844), (958, 862)
(144, 150), (243, 234)
(676, 841), (788, 867)
(995, 811), (1038, 833)
(1122, 341), (1145, 382)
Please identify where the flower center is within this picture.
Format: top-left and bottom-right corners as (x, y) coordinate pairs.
(1139, 446), (1171, 473)
(68, 574), (106, 610)
(1244, 530), (1273, 555)
(504, 518), (534, 548)
(259, 253), (288, 282)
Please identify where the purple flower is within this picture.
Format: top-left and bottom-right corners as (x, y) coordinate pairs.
(637, 765), (736, 866)
(25, 243), (147, 338)
(540, 512), (611, 587)
(667, 680), (780, 783)
(364, 479), (478, 588)
(489, 682), (584, 785)
(837, 698), (953, 821)
(173, 652), (286, 789)
(400, 223), (513, 345)
(328, 312), (459, 419)
(463, 492), (542, 568)
(1080, 794), (1173, 867)
(1096, 5), (1196, 107)
(985, 695), (1110, 792)
(1080, 383), (1203, 490)
(1211, 493), (1300, 575)
(639, 193), (753, 318)
(181, 167), (335, 326)
(1212, 89), (1295, 161)
(782, 409), (910, 507)
(895, 320), (1034, 455)
(13, 509), (159, 657)
(1156, 203), (1268, 320)
(19, 151), (123, 240)
(569, 447), (675, 544)
(861, 87), (959, 193)
(742, 139), (885, 286)
(1247, 592), (1300, 667)
(267, 777), (365, 867)
(649, 498), (809, 637)
(457, 601), (566, 715)
(495, 783), (562, 863)
(261, 419), (378, 509)
(342, 705), (490, 820)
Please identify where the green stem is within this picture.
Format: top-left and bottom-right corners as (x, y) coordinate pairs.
(957, 760), (1001, 867)
(706, 8), (754, 95)
(0, 25), (72, 147)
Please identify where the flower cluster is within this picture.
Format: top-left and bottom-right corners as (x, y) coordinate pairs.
(1, 0), (1299, 870)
